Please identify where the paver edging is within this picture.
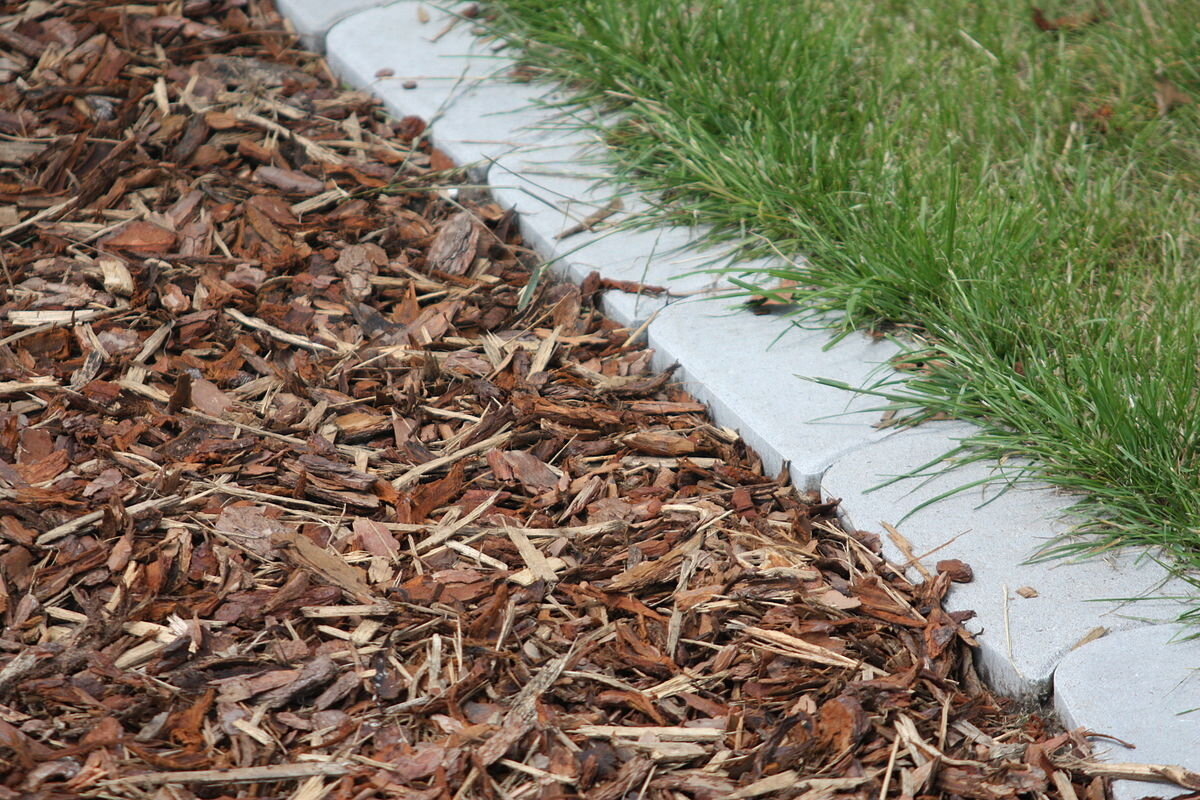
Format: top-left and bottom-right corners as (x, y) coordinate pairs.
(279, 0), (1200, 791)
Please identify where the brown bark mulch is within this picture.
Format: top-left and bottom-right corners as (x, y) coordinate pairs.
(0, 1), (1194, 798)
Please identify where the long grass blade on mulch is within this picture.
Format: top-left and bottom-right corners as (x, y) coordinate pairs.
(0, 1), (1196, 798)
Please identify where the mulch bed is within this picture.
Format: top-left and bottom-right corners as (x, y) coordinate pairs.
(0, 1), (1192, 798)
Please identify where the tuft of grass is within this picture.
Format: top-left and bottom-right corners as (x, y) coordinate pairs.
(484, 0), (1200, 604)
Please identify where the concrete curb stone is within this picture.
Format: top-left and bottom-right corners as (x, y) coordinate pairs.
(286, 0), (1200, 789)
(275, 0), (385, 51)
(821, 422), (1191, 698)
(1054, 624), (1199, 800)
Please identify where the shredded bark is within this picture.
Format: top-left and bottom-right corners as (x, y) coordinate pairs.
(0, 1), (1193, 798)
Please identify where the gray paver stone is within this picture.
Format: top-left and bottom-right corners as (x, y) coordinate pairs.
(822, 422), (1189, 698)
(326, 2), (556, 168)
(1054, 624), (1200, 799)
(647, 302), (899, 490)
(275, 0), (386, 51)
(488, 144), (739, 327)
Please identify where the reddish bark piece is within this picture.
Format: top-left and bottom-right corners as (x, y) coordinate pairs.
(100, 220), (177, 254)
(253, 165), (326, 195)
(936, 558), (974, 583)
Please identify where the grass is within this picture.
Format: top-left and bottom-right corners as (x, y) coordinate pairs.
(482, 0), (1200, 596)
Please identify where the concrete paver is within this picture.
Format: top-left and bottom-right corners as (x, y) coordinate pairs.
(275, 0), (385, 51)
(488, 143), (749, 327)
(326, 2), (554, 168)
(649, 302), (898, 489)
(1055, 624), (1200, 800)
(823, 422), (1187, 698)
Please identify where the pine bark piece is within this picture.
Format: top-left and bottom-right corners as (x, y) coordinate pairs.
(425, 210), (480, 275)
(476, 652), (570, 765)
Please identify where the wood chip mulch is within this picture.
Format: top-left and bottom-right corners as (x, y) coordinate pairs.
(0, 1), (1195, 798)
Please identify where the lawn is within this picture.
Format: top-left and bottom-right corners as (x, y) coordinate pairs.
(485, 0), (1200, 596)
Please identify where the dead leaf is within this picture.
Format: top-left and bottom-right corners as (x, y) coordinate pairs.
(1031, 6), (1106, 32)
(1155, 76), (1191, 117)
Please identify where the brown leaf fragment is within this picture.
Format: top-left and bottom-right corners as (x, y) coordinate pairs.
(425, 210), (480, 275)
(1155, 76), (1191, 117)
(1032, 6), (1106, 32)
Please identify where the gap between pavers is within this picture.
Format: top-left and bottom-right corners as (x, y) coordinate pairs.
(292, 0), (1200, 784)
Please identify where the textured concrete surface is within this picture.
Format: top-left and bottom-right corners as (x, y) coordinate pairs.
(649, 302), (898, 489)
(488, 142), (754, 328)
(275, 0), (385, 51)
(326, 3), (554, 169)
(289, 0), (1200, 781)
(823, 422), (1187, 699)
(1055, 624), (1200, 798)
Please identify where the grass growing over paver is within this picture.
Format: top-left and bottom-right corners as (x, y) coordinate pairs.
(485, 0), (1200, 591)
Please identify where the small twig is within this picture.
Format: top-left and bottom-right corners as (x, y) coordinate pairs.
(882, 521), (934, 580)
(101, 762), (350, 786)
(555, 196), (624, 240)
(1002, 583), (1013, 663)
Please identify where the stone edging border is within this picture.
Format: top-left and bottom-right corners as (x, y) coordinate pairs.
(278, 1), (1200, 791)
